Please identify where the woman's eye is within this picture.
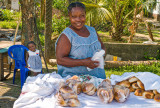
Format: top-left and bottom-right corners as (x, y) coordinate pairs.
(72, 16), (76, 18)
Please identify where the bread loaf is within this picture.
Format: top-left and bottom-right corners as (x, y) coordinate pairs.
(134, 89), (144, 96)
(137, 80), (144, 89)
(66, 75), (82, 95)
(97, 88), (114, 103)
(129, 77), (139, 83)
(56, 85), (80, 107)
(153, 90), (159, 95)
(55, 93), (67, 107)
(67, 98), (80, 107)
(98, 79), (111, 89)
(97, 79), (114, 103)
(142, 91), (154, 99)
(59, 85), (73, 94)
(67, 80), (82, 95)
(117, 80), (130, 88)
(154, 94), (160, 102)
(82, 82), (97, 95)
(129, 86), (135, 92)
(114, 85), (130, 103)
(132, 82), (139, 89)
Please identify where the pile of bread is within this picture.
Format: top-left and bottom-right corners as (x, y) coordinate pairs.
(55, 75), (131, 107)
(116, 76), (160, 102)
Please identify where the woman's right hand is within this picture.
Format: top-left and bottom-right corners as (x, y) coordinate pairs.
(83, 57), (99, 69)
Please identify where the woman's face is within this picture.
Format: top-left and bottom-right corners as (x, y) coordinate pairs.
(69, 7), (86, 30)
(28, 43), (36, 52)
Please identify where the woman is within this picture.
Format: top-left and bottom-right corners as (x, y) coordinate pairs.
(55, 2), (106, 79)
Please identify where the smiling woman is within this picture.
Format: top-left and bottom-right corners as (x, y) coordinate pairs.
(55, 2), (106, 79)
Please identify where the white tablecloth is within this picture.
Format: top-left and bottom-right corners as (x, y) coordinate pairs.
(13, 72), (160, 108)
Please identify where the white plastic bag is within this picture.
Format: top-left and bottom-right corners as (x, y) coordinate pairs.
(87, 50), (105, 71)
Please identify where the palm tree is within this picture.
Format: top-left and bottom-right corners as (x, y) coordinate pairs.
(82, 0), (157, 41)
(128, 0), (157, 43)
(83, 0), (132, 41)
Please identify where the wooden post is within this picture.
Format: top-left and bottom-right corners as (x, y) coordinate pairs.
(0, 53), (4, 81)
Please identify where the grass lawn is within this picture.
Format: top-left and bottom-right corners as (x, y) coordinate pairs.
(105, 62), (160, 78)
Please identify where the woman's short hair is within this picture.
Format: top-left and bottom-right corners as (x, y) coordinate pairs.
(67, 2), (86, 13)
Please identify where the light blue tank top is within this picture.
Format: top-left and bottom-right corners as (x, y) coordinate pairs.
(55, 25), (106, 79)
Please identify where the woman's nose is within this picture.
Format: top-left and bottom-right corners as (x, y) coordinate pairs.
(75, 17), (81, 21)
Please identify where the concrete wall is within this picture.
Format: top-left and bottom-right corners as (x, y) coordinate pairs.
(104, 43), (160, 61)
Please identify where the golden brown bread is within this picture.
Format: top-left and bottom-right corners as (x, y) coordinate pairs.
(73, 82), (82, 95)
(67, 80), (82, 95)
(153, 90), (159, 95)
(132, 82), (140, 89)
(154, 94), (160, 102)
(137, 80), (144, 89)
(97, 88), (114, 103)
(142, 91), (154, 99)
(129, 86), (135, 92)
(98, 79), (111, 89)
(86, 86), (97, 96)
(114, 85), (130, 103)
(55, 93), (68, 107)
(117, 80), (130, 88)
(129, 76), (139, 83)
(82, 82), (97, 95)
(66, 75), (80, 83)
(61, 92), (78, 99)
(67, 98), (80, 107)
(134, 89), (144, 96)
(59, 85), (73, 94)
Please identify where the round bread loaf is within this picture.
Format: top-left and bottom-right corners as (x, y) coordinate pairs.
(67, 98), (80, 107)
(86, 86), (97, 96)
(66, 75), (80, 83)
(82, 82), (96, 95)
(129, 76), (139, 83)
(154, 94), (160, 102)
(55, 93), (67, 107)
(82, 82), (94, 93)
(61, 92), (78, 99)
(142, 91), (154, 99)
(137, 80), (144, 89)
(67, 80), (82, 95)
(97, 88), (114, 103)
(114, 85), (130, 103)
(59, 85), (73, 94)
(73, 82), (82, 94)
(98, 79), (111, 89)
(132, 82), (139, 89)
(129, 86), (135, 92)
(153, 90), (159, 95)
(134, 89), (144, 96)
(117, 80), (130, 88)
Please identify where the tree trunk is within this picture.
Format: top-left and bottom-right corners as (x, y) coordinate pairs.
(20, 0), (36, 46)
(45, 0), (53, 62)
(40, 0), (45, 22)
(145, 21), (154, 41)
(111, 25), (123, 41)
(128, 6), (137, 43)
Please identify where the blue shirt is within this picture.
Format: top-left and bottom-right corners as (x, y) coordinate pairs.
(55, 25), (106, 79)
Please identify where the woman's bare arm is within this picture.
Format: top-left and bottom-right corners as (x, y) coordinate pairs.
(56, 34), (99, 69)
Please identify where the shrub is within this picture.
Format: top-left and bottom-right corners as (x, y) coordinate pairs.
(0, 9), (20, 21)
(52, 15), (70, 34)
